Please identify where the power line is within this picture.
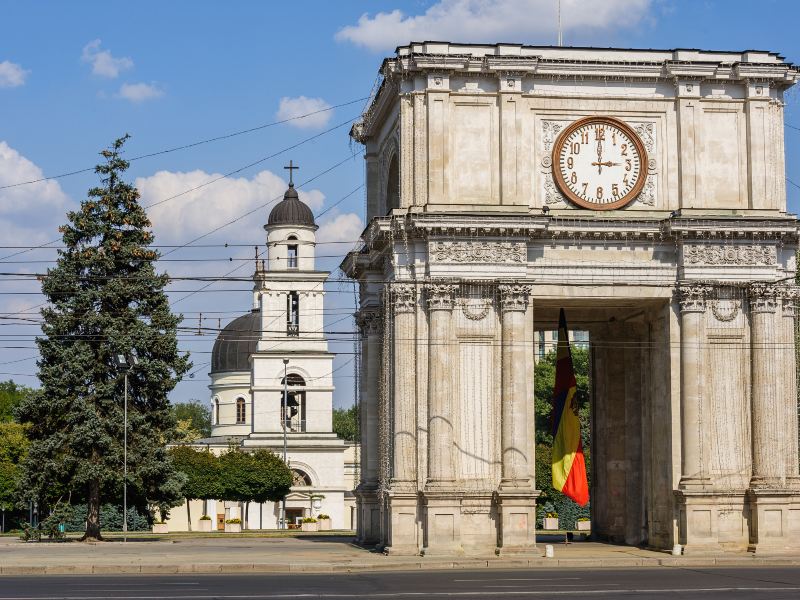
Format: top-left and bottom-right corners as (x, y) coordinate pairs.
(0, 96), (368, 191)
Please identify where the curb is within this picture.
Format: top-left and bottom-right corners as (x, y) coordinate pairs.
(3, 556), (800, 576)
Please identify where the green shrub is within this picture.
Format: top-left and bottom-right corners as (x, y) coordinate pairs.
(225, 518), (241, 524)
(317, 514), (330, 520)
(302, 517), (317, 523)
(200, 515), (211, 520)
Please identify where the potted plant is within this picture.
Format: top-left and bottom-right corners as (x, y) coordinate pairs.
(224, 518), (242, 533)
(543, 511), (559, 531)
(576, 517), (591, 531)
(198, 515), (213, 532)
(301, 517), (318, 532)
(317, 514), (331, 531)
(152, 521), (169, 534)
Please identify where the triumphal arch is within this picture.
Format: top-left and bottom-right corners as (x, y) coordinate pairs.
(341, 42), (800, 555)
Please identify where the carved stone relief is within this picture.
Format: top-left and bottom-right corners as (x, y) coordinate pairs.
(749, 282), (779, 314)
(425, 283), (457, 311)
(677, 282), (712, 313)
(498, 284), (532, 312)
(392, 283), (417, 314)
(683, 244), (777, 266)
(429, 241), (526, 264)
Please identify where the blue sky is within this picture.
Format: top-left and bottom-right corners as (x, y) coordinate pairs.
(0, 0), (799, 407)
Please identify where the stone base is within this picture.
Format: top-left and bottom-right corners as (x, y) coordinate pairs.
(422, 491), (464, 556)
(355, 486), (382, 546)
(747, 487), (800, 554)
(495, 488), (539, 555)
(385, 492), (420, 555)
(675, 489), (748, 552)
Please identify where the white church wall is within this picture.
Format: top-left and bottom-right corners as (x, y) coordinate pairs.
(209, 371), (251, 436)
(266, 226), (317, 272)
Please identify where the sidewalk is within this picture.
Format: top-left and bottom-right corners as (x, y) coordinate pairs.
(1, 533), (799, 575)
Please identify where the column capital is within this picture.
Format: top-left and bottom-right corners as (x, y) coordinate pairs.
(425, 282), (457, 311)
(498, 284), (532, 313)
(356, 309), (382, 336)
(780, 286), (800, 317)
(749, 282), (779, 314)
(391, 283), (417, 314)
(677, 282), (712, 313)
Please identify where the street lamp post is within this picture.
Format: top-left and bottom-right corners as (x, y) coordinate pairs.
(115, 353), (138, 542)
(281, 358), (289, 530)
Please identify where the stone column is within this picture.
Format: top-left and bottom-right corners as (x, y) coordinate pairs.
(391, 284), (418, 489)
(498, 284), (533, 488)
(749, 283), (782, 487)
(422, 282), (462, 555)
(355, 308), (381, 545)
(781, 288), (800, 481)
(384, 283), (419, 555)
(496, 284), (537, 554)
(677, 282), (712, 488)
(747, 283), (800, 553)
(425, 282), (457, 486)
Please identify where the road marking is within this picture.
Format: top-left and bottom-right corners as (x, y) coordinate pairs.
(1, 586), (800, 599)
(455, 578), (581, 582)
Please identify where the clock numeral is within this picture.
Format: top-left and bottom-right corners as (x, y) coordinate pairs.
(626, 159), (632, 171)
(570, 172), (577, 184)
(582, 182), (588, 195)
(595, 127), (605, 141)
(612, 183), (619, 197)
(571, 142), (581, 155)
(567, 157), (574, 169)
(623, 174), (630, 186)
(621, 143), (628, 157)
(596, 186), (604, 200)
(580, 131), (589, 144)
(612, 131), (617, 146)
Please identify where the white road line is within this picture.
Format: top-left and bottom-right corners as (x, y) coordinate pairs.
(1, 586), (800, 599)
(455, 578), (581, 582)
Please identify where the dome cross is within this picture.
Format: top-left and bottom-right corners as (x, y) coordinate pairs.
(284, 160), (299, 186)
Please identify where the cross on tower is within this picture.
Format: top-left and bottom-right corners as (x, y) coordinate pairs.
(284, 160), (299, 186)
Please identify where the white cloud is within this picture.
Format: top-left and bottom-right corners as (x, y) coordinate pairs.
(276, 96), (333, 129)
(117, 82), (163, 103)
(136, 169), (326, 245)
(81, 39), (134, 78)
(0, 141), (72, 247)
(336, 0), (653, 52)
(317, 211), (364, 245)
(0, 61), (28, 88)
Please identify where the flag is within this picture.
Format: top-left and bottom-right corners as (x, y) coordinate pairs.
(551, 308), (589, 506)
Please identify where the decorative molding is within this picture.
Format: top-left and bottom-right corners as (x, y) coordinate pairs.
(780, 286), (800, 317)
(542, 120), (564, 153)
(633, 122), (655, 155)
(460, 296), (492, 321)
(356, 309), (382, 336)
(498, 284), (532, 312)
(425, 282), (457, 311)
(429, 241), (526, 264)
(684, 244), (777, 266)
(748, 282), (779, 314)
(392, 283), (417, 314)
(677, 282), (712, 313)
(710, 299), (740, 322)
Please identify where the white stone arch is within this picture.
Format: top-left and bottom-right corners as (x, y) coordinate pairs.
(287, 460), (319, 487)
(272, 365), (312, 386)
(379, 132), (400, 214)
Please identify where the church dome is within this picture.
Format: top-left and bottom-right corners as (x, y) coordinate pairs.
(211, 310), (260, 373)
(268, 184), (316, 228)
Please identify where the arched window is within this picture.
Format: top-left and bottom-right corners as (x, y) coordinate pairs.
(214, 398), (220, 425)
(386, 154), (399, 212)
(236, 397), (246, 424)
(281, 374), (306, 432)
(291, 469), (312, 487)
(287, 235), (298, 269)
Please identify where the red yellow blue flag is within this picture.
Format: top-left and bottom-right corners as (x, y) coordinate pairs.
(551, 308), (589, 506)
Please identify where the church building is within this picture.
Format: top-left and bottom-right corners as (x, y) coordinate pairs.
(343, 42), (800, 556)
(168, 177), (357, 532)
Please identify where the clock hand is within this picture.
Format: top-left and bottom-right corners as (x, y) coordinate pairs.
(591, 161), (621, 167)
(596, 140), (603, 174)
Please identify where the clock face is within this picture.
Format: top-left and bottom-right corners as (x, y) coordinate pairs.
(552, 116), (647, 210)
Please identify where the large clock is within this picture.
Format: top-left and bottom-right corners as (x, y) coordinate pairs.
(552, 116), (647, 210)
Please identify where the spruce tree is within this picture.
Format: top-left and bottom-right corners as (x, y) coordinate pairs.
(15, 136), (190, 540)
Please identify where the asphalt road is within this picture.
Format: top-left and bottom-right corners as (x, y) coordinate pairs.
(1, 567), (800, 599)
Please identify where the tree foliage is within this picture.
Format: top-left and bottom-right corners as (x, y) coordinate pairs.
(169, 446), (222, 502)
(14, 136), (190, 540)
(218, 448), (292, 504)
(0, 422), (29, 511)
(0, 381), (33, 423)
(533, 346), (590, 447)
(332, 405), (359, 442)
(171, 400), (211, 440)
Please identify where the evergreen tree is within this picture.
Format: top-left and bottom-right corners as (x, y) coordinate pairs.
(15, 136), (190, 540)
(332, 405), (359, 442)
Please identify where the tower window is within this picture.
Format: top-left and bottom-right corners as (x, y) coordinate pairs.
(236, 397), (246, 424)
(287, 292), (299, 336)
(281, 374), (306, 432)
(287, 236), (298, 269)
(214, 398), (220, 425)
